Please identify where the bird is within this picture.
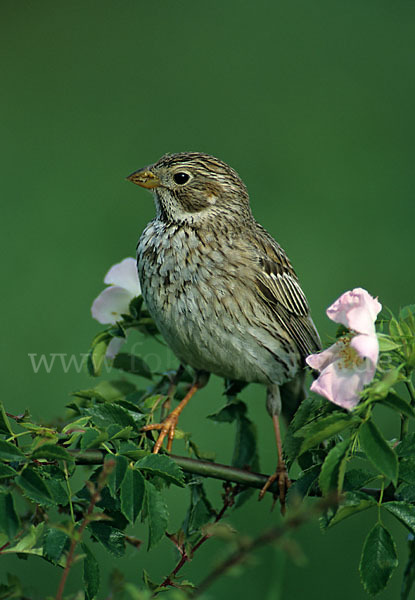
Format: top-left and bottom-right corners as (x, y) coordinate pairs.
(127, 152), (321, 511)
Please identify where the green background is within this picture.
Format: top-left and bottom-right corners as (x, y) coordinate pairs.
(2, 0), (414, 598)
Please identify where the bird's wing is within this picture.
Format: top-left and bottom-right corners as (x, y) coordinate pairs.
(252, 226), (321, 358)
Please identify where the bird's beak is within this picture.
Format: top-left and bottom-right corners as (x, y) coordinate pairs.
(126, 168), (161, 189)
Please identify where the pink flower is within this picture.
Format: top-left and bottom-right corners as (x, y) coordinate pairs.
(91, 258), (141, 358)
(306, 288), (382, 410)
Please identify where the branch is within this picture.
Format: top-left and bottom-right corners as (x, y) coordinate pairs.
(69, 449), (393, 500)
(193, 496), (338, 598)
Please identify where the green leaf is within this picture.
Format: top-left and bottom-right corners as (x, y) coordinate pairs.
(0, 463), (17, 480)
(343, 468), (378, 491)
(31, 443), (74, 462)
(396, 434), (415, 457)
(107, 454), (128, 496)
(0, 440), (25, 461)
(396, 484), (415, 503)
(359, 523), (398, 596)
(145, 481), (169, 550)
(182, 480), (215, 535)
(359, 420), (398, 485)
(0, 402), (13, 435)
(399, 458), (415, 485)
(0, 523), (45, 558)
(43, 527), (69, 564)
(113, 353), (152, 379)
(80, 428), (109, 450)
(82, 543), (100, 600)
(88, 339), (110, 377)
(319, 438), (350, 496)
(327, 491), (376, 529)
(377, 333), (400, 351)
(120, 467), (145, 524)
(89, 522), (125, 557)
(379, 393), (415, 418)
(383, 501), (415, 535)
(135, 454), (185, 487)
(287, 464), (320, 505)
(16, 467), (53, 506)
(296, 412), (360, 454)
(401, 535), (415, 600)
(0, 492), (20, 539)
(232, 409), (258, 470)
(88, 403), (137, 430)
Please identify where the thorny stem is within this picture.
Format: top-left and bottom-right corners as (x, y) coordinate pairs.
(192, 496), (338, 599)
(55, 458), (115, 600)
(158, 484), (238, 590)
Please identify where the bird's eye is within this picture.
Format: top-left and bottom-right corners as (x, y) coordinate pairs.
(173, 172), (190, 185)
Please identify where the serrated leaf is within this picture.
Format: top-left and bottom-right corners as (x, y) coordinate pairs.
(359, 420), (398, 485)
(383, 501), (415, 534)
(82, 542), (100, 600)
(80, 428), (109, 450)
(319, 438), (350, 496)
(145, 481), (169, 550)
(135, 454), (185, 487)
(396, 484), (415, 503)
(16, 468), (53, 506)
(296, 413), (360, 454)
(120, 467), (145, 524)
(0, 492), (20, 539)
(343, 468), (378, 491)
(359, 523), (397, 596)
(89, 522), (125, 557)
(399, 457), (415, 484)
(88, 403), (137, 430)
(43, 528), (69, 564)
(0, 402), (13, 435)
(402, 535), (415, 600)
(396, 434), (415, 457)
(327, 491), (377, 529)
(0, 440), (25, 461)
(113, 353), (152, 379)
(107, 454), (128, 496)
(0, 523), (45, 560)
(31, 443), (74, 462)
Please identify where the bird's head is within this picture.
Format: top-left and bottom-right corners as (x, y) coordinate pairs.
(127, 152), (252, 228)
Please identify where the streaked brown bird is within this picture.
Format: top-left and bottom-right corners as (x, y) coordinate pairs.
(127, 152), (321, 511)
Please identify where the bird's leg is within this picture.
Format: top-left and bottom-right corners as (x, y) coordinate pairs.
(142, 371), (209, 454)
(259, 414), (291, 513)
(161, 364), (185, 420)
(261, 384), (291, 513)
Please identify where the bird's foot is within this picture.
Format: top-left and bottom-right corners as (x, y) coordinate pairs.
(259, 461), (291, 515)
(141, 409), (180, 454)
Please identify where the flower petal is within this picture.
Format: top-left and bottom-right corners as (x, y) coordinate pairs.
(106, 337), (125, 360)
(350, 334), (378, 383)
(91, 286), (134, 324)
(104, 257), (141, 297)
(306, 343), (340, 372)
(310, 360), (366, 410)
(326, 288), (381, 335)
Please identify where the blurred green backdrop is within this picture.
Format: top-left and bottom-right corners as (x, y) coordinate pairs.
(1, 0), (414, 598)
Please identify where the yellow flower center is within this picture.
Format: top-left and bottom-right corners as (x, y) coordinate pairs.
(338, 336), (364, 370)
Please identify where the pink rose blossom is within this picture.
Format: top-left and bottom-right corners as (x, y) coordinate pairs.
(306, 288), (381, 410)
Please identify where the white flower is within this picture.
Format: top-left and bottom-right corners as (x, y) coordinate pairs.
(91, 258), (141, 358)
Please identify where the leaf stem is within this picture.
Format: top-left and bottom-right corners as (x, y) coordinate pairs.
(55, 458), (115, 600)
